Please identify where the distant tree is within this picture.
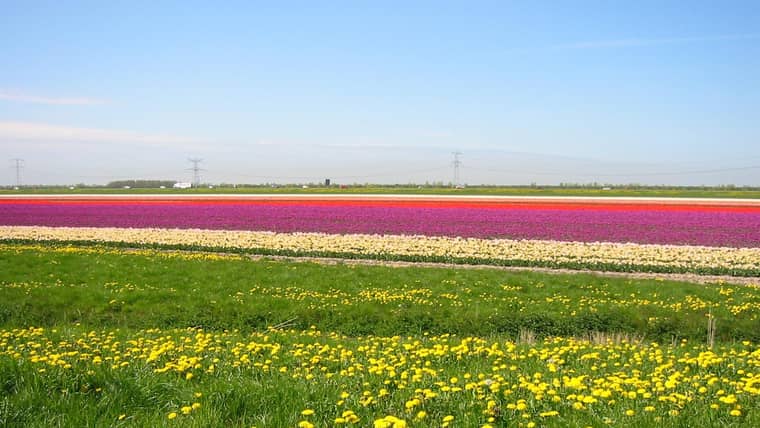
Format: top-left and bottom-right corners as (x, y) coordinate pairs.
(106, 180), (177, 188)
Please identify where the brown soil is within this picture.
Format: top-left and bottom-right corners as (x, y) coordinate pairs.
(239, 253), (760, 286)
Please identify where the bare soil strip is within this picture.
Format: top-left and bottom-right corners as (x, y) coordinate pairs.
(242, 254), (760, 286)
(120, 246), (760, 286)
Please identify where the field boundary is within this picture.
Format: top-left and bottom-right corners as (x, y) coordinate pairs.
(4, 236), (760, 278)
(5, 239), (757, 286)
(225, 251), (760, 286)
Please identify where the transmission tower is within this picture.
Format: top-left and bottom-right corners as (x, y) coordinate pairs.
(451, 151), (462, 187)
(10, 158), (24, 187)
(187, 158), (205, 187)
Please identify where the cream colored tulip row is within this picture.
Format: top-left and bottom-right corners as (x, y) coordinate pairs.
(2, 225), (759, 274)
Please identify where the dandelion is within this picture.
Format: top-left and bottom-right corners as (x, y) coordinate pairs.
(404, 399), (419, 410)
(373, 415), (406, 428)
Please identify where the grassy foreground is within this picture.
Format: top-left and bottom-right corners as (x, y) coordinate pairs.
(2, 326), (759, 427)
(1, 243), (759, 427)
(1, 243), (759, 341)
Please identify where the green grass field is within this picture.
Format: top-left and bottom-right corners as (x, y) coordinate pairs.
(1, 243), (759, 427)
(1, 243), (759, 341)
(3, 185), (760, 198)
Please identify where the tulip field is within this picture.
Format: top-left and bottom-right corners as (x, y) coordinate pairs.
(3, 195), (760, 247)
(0, 194), (759, 427)
(2, 195), (760, 276)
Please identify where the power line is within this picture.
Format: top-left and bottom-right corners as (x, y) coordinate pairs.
(10, 158), (23, 186)
(451, 151), (462, 187)
(224, 166), (450, 181)
(599, 164), (760, 177)
(463, 164), (760, 177)
(186, 158), (205, 187)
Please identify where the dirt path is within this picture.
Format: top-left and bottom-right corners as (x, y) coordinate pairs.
(112, 243), (760, 286)
(232, 252), (760, 286)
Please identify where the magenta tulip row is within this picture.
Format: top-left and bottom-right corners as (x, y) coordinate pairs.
(2, 200), (759, 248)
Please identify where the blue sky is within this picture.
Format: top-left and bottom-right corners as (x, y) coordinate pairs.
(1, 1), (759, 185)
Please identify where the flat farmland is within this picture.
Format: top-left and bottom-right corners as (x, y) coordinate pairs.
(2, 195), (760, 276)
(1, 194), (759, 427)
(3, 195), (760, 247)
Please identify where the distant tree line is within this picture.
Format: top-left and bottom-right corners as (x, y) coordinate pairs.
(105, 180), (177, 188)
(3, 182), (759, 191)
(555, 183), (755, 190)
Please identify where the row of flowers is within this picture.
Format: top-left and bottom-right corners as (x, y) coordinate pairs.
(2, 225), (759, 276)
(2, 199), (759, 247)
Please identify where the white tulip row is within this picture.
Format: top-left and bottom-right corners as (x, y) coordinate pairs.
(1, 225), (758, 274)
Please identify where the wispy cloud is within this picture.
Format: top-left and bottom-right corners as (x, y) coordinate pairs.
(417, 130), (453, 139)
(558, 33), (760, 49)
(0, 90), (106, 105)
(317, 142), (407, 150)
(0, 121), (202, 148)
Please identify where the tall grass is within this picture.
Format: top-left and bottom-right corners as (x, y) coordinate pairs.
(1, 244), (758, 341)
(1, 244), (759, 426)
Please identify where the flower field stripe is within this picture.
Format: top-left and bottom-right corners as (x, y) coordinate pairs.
(2, 197), (760, 247)
(3, 193), (760, 203)
(2, 226), (759, 276)
(3, 197), (760, 213)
